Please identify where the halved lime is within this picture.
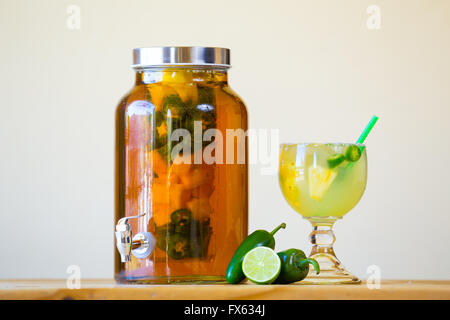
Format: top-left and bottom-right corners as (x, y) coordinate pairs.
(242, 247), (281, 284)
(327, 153), (345, 168)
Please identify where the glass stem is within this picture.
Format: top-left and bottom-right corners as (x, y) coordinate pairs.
(302, 216), (360, 284)
(306, 217), (339, 260)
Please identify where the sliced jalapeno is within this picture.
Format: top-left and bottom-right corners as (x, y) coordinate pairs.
(155, 223), (174, 251)
(167, 233), (191, 259)
(174, 223), (190, 234)
(170, 209), (192, 226)
(163, 94), (184, 114)
(197, 86), (214, 105)
(345, 145), (362, 162)
(189, 220), (212, 258)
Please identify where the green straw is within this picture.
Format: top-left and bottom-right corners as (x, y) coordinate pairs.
(356, 115), (379, 145)
(346, 115), (378, 167)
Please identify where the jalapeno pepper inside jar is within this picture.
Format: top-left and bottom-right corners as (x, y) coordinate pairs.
(114, 47), (248, 283)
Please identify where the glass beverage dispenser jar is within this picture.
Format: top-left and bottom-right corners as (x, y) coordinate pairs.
(114, 47), (248, 283)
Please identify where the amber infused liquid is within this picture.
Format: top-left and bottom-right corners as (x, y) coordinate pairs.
(115, 68), (248, 283)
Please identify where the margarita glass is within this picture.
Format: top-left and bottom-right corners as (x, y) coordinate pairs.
(279, 143), (367, 284)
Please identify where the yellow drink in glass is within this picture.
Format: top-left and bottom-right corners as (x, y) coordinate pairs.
(279, 143), (367, 284)
(280, 143), (367, 218)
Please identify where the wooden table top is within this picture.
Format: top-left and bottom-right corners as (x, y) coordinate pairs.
(0, 279), (449, 300)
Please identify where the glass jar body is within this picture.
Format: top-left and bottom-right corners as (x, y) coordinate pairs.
(114, 67), (248, 283)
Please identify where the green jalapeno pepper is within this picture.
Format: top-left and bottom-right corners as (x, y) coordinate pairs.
(167, 233), (191, 259)
(226, 223), (286, 284)
(190, 220), (212, 258)
(171, 209), (192, 226)
(155, 223), (174, 251)
(156, 210), (213, 260)
(345, 145), (362, 162)
(274, 248), (320, 284)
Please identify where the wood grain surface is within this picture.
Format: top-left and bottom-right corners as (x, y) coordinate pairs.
(0, 279), (449, 300)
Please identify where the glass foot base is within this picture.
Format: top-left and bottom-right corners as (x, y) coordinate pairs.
(302, 253), (361, 285)
(302, 269), (361, 285)
(302, 217), (361, 285)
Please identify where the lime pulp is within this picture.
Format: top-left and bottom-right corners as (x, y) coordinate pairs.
(242, 247), (281, 284)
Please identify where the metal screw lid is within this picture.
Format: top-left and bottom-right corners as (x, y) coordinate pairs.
(132, 46), (231, 69)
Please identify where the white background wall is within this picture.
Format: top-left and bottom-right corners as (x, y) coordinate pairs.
(0, 0), (449, 280)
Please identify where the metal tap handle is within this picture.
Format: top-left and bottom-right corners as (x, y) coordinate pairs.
(115, 213), (154, 262)
(115, 213), (145, 262)
(117, 213), (146, 228)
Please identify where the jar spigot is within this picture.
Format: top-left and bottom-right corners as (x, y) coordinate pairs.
(115, 213), (155, 262)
